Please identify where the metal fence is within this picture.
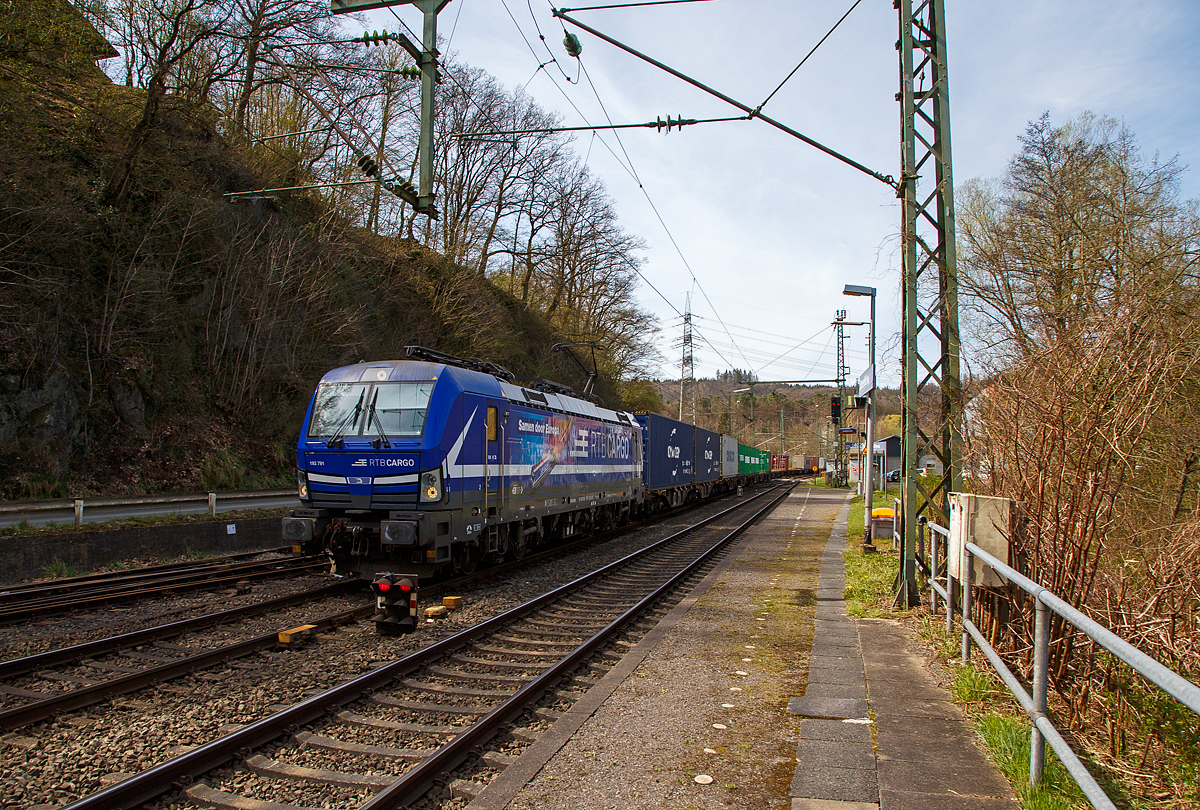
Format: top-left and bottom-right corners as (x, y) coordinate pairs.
(921, 518), (1200, 810)
(0, 489), (297, 528)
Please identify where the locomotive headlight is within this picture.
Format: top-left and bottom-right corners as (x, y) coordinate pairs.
(297, 469), (308, 499)
(420, 468), (443, 502)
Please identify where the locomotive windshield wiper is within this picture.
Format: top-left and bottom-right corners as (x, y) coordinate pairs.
(367, 388), (391, 449)
(326, 390), (365, 448)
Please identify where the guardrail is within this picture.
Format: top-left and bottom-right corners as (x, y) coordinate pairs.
(920, 518), (1200, 810)
(0, 489), (296, 526)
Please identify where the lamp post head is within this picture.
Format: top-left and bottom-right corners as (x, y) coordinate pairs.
(843, 284), (877, 298)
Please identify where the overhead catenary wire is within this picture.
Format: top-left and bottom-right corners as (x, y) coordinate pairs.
(453, 114), (748, 139)
(703, 346), (840, 377)
(558, 0), (720, 11)
(385, 0), (752, 378)
(696, 318), (858, 359)
(576, 56), (757, 375)
(519, 0), (579, 83)
(384, 1), (737, 374)
(752, 325), (841, 374)
(554, 8), (896, 188)
(498, 4), (727, 357)
(753, 0), (864, 116)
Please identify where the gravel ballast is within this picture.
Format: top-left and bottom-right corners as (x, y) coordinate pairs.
(0, 490), (784, 808)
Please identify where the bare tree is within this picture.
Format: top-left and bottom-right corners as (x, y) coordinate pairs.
(960, 115), (1200, 781)
(100, 0), (224, 206)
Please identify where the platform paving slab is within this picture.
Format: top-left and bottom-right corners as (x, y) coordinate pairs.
(878, 789), (1019, 810)
(788, 696), (869, 720)
(793, 801), (880, 810)
(791, 765), (879, 804)
(796, 739), (877, 770)
(802, 681), (869, 700)
(798, 718), (873, 743)
(789, 495), (1017, 810)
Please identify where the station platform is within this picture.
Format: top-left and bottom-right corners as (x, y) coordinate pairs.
(470, 485), (1017, 810)
(787, 494), (1017, 810)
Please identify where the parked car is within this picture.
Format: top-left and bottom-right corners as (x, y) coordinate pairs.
(886, 468), (901, 482)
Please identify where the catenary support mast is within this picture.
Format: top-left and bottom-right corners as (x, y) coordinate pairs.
(897, 0), (962, 607)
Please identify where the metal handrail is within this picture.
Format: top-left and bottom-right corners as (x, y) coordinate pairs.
(0, 489), (296, 525)
(922, 519), (1200, 810)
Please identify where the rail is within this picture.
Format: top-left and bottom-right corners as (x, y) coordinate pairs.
(920, 518), (1200, 810)
(0, 489), (296, 526)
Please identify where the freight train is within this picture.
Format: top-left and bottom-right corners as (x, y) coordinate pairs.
(280, 349), (782, 631)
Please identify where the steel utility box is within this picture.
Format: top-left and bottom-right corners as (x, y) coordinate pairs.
(870, 507), (895, 540)
(948, 493), (1014, 588)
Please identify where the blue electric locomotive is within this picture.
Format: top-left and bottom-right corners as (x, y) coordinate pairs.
(282, 352), (644, 592)
(282, 348), (775, 632)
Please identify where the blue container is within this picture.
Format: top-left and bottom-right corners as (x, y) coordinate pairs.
(636, 413), (694, 490)
(694, 426), (721, 482)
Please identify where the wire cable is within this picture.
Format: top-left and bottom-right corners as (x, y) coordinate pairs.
(523, 0), (579, 83)
(575, 56), (756, 374)
(388, 0), (746, 377)
(446, 0), (466, 49)
(559, 0), (719, 10)
(753, 326), (838, 374)
(753, 0), (863, 115)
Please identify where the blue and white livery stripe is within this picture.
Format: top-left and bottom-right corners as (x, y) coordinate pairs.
(374, 473), (419, 485)
(307, 472), (348, 485)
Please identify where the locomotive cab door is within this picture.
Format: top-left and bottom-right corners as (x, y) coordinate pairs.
(483, 401), (501, 515)
(464, 400), (503, 517)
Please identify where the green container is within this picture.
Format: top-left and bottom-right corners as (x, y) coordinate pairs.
(737, 444), (769, 475)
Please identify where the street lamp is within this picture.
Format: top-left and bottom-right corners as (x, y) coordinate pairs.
(844, 283), (877, 550)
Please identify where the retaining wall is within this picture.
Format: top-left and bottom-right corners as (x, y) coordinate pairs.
(1, 517), (282, 584)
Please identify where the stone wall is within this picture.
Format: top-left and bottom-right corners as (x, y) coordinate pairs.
(0, 517), (282, 583)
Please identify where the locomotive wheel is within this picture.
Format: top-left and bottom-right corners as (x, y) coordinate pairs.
(453, 541), (482, 574)
(509, 532), (528, 560)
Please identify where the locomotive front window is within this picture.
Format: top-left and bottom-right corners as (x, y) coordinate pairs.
(308, 383), (370, 438)
(308, 381), (433, 439)
(372, 382), (434, 436)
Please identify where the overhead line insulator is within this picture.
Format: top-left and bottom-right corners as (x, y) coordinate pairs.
(651, 115), (697, 133)
(358, 30), (395, 47)
(356, 154), (379, 177)
(563, 32), (582, 58)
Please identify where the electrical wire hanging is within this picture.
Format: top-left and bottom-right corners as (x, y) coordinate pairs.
(753, 0), (864, 116)
(576, 55), (757, 375)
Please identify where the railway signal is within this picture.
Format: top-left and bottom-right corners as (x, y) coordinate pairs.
(371, 573), (419, 634)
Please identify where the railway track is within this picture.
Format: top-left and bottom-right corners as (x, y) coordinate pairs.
(0, 554), (331, 623)
(60, 482), (792, 810)
(0, 580), (369, 730)
(0, 490), (760, 736)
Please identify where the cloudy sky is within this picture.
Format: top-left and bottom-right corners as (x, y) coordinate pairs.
(352, 0), (1200, 386)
